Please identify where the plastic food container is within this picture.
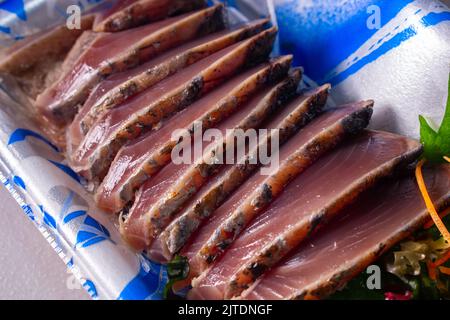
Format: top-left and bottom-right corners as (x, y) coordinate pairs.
(0, 0), (448, 299)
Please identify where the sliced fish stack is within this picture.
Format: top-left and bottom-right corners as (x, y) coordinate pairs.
(2, 0), (448, 300)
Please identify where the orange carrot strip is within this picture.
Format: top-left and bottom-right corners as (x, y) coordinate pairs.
(424, 207), (450, 229)
(428, 261), (437, 281)
(439, 266), (450, 276)
(444, 156), (450, 163)
(416, 159), (450, 244)
(434, 249), (450, 267)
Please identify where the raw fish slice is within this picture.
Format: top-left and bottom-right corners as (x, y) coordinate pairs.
(241, 165), (450, 300)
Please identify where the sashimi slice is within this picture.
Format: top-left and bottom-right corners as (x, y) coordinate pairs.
(96, 55), (288, 214)
(120, 69), (297, 252)
(69, 28), (278, 181)
(160, 84), (331, 260)
(188, 131), (422, 300)
(94, 0), (207, 32)
(240, 165), (450, 300)
(36, 5), (224, 126)
(67, 19), (269, 154)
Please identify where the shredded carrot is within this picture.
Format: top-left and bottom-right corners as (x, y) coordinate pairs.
(424, 207), (450, 229)
(425, 249), (450, 282)
(428, 261), (437, 281)
(444, 156), (450, 163)
(415, 159), (450, 244)
(434, 249), (450, 267)
(439, 266), (450, 276)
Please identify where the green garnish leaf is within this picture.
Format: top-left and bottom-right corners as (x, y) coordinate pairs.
(419, 73), (450, 163)
(163, 255), (189, 299)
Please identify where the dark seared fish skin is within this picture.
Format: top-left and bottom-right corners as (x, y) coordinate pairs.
(188, 130), (423, 300)
(94, 0), (207, 32)
(69, 28), (278, 182)
(96, 55), (289, 214)
(68, 19), (269, 154)
(119, 62), (296, 251)
(35, 5), (225, 127)
(241, 165), (450, 300)
(160, 84), (331, 259)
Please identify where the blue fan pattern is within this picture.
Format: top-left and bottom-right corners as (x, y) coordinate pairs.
(5, 126), (171, 299)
